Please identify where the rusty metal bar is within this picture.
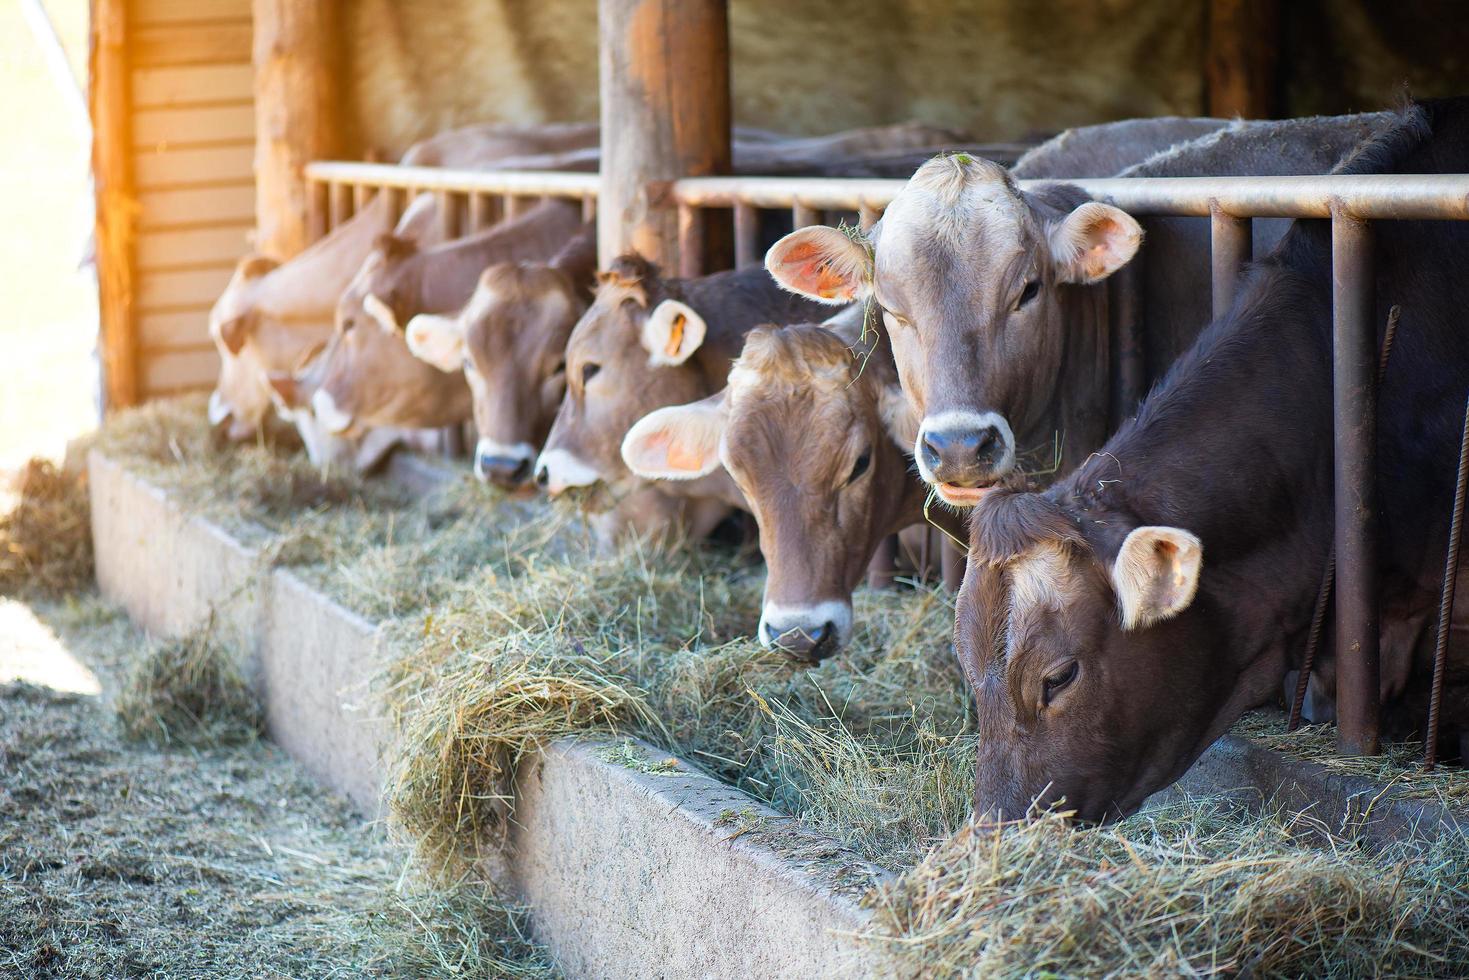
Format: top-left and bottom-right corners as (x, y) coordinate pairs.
(307, 179), (330, 242)
(733, 201), (758, 268)
(1331, 208), (1380, 757)
(941, 539), (965, 593)
(328, 180), (354, 230)
(1427, 392), (1469, 767)
(867, 535), (898, 590)
(1210, 208), (1251, 319)
(437, 190), (462, 240)
(678, 203), (705, 279)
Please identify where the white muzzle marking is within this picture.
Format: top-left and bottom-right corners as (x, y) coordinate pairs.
(311, 388), (354, 435)
(207, 390), (230, 426)
(474, 438), (536, 480)
(535, 448), (601, 496)
(757, 599), (854, 651)
(914, 409), (1016, 500)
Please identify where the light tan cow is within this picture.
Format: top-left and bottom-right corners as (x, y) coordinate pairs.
(309, 200), (584, 436)
(623, 307), (959, 661)
(404, 226), (598, 488)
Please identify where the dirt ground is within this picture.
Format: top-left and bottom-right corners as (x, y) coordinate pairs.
(0, 595), (552, 979)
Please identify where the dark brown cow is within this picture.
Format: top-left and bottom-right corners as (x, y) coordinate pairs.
(534, 255), (829, 544)
(959, 101), (1469, 823)
(311, 199), (583, 435)
(405, 226), (598, 487)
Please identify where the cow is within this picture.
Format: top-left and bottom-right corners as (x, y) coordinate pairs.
(764, 114), (1401, 508)
(309, 200), (586, 436)
(622, 306), (961, 661)
(534, 254), (829, 544)
(404, 225), (599, 488)
(958, 100), (1469, 824)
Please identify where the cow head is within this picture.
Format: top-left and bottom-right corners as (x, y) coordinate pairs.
(622, 323), (922, 662)
(535, 255), (712, 505)
(312, 234), (470, 434)
(767, 154), (1141, 506)
(406, 261), (586, 489)
(955, 487), (1263, 823)
(208, 253), (283, 440)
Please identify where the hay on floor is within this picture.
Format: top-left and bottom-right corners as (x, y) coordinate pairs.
(0, 458), (93, 597)
(114, 621), (262, 747)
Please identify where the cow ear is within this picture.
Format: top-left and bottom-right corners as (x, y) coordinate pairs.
(621, 391), (728, 481)
(1049, 202), (1142, 284)
(363, 293), (400, 333)
(236, 254), (280, 280)
(765, 226), (872, 304)
(641, 300), (706, 366)
(266, 372), (299, 409)
(214, 312), (253, 355)
(878, 382), (919, 450)
(405, 313), (465, 371)
(1111, 526), (1203, 630)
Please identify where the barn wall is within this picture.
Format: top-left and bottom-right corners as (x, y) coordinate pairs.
(127, 0), (254, 398)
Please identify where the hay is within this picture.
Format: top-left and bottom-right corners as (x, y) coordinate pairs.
(868, 798), (1469, 978)
(114, 621), (262, 747)
(0, 458), (93, 597)
(1235, 712), (1469, 810)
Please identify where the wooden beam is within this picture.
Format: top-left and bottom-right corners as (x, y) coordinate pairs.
(252, 0), (342, 260)
(91, 0), (140, 411)
(1206, 0), (1280, 119)
(598, 0), (731, 270)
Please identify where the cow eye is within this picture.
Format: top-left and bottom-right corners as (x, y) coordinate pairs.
(581, 363), (601, 386)
(342, 317), (356, 333)
(1042, 661), (1079, 706)
(1016, 280), (1040, 310)
(844, 450), (871, 486)
(552, 360), (566, 376)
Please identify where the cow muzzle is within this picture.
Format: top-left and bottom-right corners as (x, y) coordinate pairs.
(311, 388), (355, 435)
(915, 410), (1015, 506)
(757, 600), (852, 663)
(534, 448), (602, 497)
(475, 438), (536, 488)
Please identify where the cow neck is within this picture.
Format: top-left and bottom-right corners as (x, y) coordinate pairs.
(1068, 243), (1336, 672)
(1043, 280), (1113, 483)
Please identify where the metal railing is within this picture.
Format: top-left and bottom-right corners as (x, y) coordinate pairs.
(306, 159), (1469, 759)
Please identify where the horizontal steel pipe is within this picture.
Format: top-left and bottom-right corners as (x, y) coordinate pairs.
(305, 162), (599, 199)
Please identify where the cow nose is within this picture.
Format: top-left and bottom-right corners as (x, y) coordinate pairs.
(921, 424), (1005, 485)
(534, 463), (550, 488)
(765, 620), (837, 662)
(478, 454), (531, 487)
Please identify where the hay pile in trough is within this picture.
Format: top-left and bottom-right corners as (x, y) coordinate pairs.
(0, 458), (92, 597)
(113, 620), (262, 747)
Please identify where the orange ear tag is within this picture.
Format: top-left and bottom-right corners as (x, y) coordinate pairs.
(664, 313), (686, 358)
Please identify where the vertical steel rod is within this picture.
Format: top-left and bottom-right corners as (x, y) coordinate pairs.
(1112, 256), (1146, 423)
(1426, 391), (1469, 768)
(468, 192), (492, 232)
(352, 182), (373, 212)
(678, 204), (705, 279)
(582, 194), (597, 224)
(1210, 207), (1251, 319)
(792, 201), (818, 229)
(506, 194), (532, 221)
(437, 190), (461, 240)
(329, 180), (354, 230)
(733, 201), (758, 268)
(384, 186), (406, 228)
(867, 535), (898, 590)
(1331, 207), (1380, 757)
(307, 180), (330, 242)
(858, 203), (881, 232)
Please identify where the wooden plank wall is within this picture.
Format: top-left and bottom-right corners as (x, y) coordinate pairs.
(129, 0), (254, 397)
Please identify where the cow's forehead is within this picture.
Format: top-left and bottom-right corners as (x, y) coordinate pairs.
(880, 176), (1027, 261)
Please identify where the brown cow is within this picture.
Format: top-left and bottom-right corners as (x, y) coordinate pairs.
(534, 255), (829, 544)
(623, 306), (957, 661)
(310, 199), (584, 436)
(404, 226), (598, 488)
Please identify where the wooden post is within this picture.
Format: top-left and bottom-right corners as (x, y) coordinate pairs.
(598, 0), (731, 269)
(90, 0), (139, 410)
(1206, 0), (1279, 119)
(253, 0), (342, 259)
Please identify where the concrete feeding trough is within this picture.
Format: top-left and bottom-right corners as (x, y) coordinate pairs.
(88, 449), (1466, 978)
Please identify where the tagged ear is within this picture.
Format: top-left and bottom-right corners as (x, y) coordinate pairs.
(363, 293), (400, 333)
(640, 300), (707, 366)
(214, 313), (253, 355)
(878, 383), (920, 450)
(1049, 202), (1142, 284)
(765, 226), (873, 304)
(621, 392), (728, 481)
(1111, 526), (1203, 630)
(405, 313), (465, 371)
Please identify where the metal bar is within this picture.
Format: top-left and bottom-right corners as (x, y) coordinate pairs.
(582, 195), (597, 223)
(305, 161), (599, 199)
(867, 535), (898, 590)
(941, 539), (966, 593)
(307, 179), (330, 242)
(1210, 208), (1251, 319)
(678, 203), (705, 279)
(505, 194), (533, 221)
(1112, 256), (1146, 422)
(353, 182), (373, 211)
(733, 202), (758, 268)
(468, 192), (493, 232)
(1426, 391), (1469, 768)
(384, 186), (406, 228)
(792, 201), (819, 229)
(1331, 208), (1380, 757)
(437, 190), (462, 240)
(329, 180), (354, 229)
(858, 203), (882, 231)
